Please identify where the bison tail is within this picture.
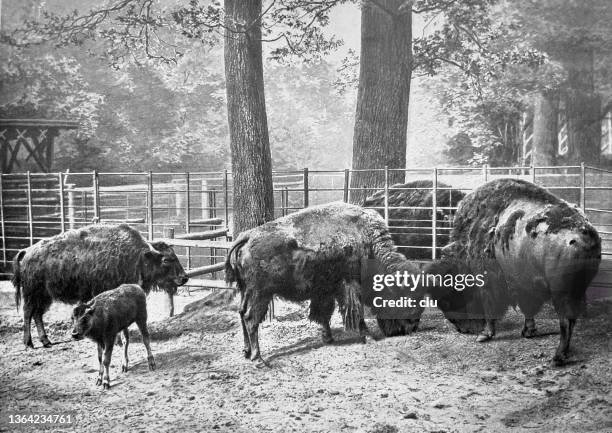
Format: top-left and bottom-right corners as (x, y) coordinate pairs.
(342, 280), (364, 332)
(12, 249), (26, 310)
(224, 235), (249, 289)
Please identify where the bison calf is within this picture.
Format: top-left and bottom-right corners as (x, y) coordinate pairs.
(71, 284), (155, 389)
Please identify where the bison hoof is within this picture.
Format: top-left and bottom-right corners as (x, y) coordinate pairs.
(322, 335), (334, 345)
(476, 333), (492, 343)
(24, 339), (34, 349)
(243, 349), (251, 359)
(521, 327), (538, 338)
(42, 341), (52, 348)
(148, 358), (156, 371)
(103, 382), (110, 390)
(96, 377), (102, 386)
(121, 365), (129, 373)
(552, 353), (567, 367)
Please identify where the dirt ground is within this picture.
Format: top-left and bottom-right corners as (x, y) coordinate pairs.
(0, 280), (611, 433)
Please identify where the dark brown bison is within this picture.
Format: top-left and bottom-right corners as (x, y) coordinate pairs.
(428, 178), (601, 365)
(364, 180), (466, 336)
(363, 180), (465, 260)
(225, 202), (424, 362)
(13, 224), (188, 348)
(71, 284), (155, 389)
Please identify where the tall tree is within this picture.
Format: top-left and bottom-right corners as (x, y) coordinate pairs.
(224, 0), (274, 234)
(349, 0), (412, 204)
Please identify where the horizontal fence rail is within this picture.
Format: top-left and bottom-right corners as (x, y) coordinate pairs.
(1, 165), (611, 288)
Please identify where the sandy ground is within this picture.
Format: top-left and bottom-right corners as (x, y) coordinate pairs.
(0, 280), (611, 433)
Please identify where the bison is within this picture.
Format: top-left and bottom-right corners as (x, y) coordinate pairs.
(225, 202), (424, 362)
(71, 284), (155, 389)
(428, 178), (601, 365)
(13, 223), (188, 348)
(363, 180), (465, 260)
(364, 180), (467, 336)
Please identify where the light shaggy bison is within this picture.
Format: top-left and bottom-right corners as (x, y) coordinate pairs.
(225, 202), (425, 362)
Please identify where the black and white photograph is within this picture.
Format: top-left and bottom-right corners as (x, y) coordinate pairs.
(0, 0), (611, 431)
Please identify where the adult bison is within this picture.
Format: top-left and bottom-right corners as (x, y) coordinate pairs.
(225, 202), (425, 362)
(13, 224), (188, 348)
(364, 180), (467, 336)
(363, 180), (465, 260)
(429, 178), (601, 365)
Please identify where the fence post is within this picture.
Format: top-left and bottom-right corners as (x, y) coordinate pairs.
(223, 169), (229, 235)
(147, 171), (154, 241)
(209, 190), (217, 279)
(281, 187), (287, 216)
(343, 169), (350, 203)
(67, 186), (75, 230)
(185, 172), (191, 270)
(92, 170), (100, 222)
(83, 191), (88, 223)
(384, 166), (389, 225)
(303, 167), (309, 208)
(531, 165), (536, 184)
(432, 167), (438, 260)
(0, 174), (6, 264)
(26, 171), (33, 246)
(580, 162), (586, 210)
(483, 164), (489, 182)
(58, 172), (66, 232)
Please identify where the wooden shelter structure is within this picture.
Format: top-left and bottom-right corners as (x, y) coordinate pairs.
(0, 119), (79, 173)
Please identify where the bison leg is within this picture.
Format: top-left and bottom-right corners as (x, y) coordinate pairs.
(101, 339), (114, 390)
(22, 304), (34, 348)
(120, 329), (129, 373)
(553, 317), (576, 366)
(96, 344), (104, 386)
(167, 292), (175, 318)
(339, 280), (369, 343)
(476, 319), (496, 343)
(239, 290), (252, 358)
(136, 319), (155, 371)
(309, 295), (335, 344)
(521, 317), (538, 338)
(243, 291), (270, 362)
(33, 311), (52, 348)
(518, 290), (545, 339)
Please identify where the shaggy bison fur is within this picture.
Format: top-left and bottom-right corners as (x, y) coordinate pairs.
(13, 224), (188, 348)
(225, 202), (424, 361)
(363, 180), (465, 259)
(71, 284), (155, 389)
(429, 179), (601, 365)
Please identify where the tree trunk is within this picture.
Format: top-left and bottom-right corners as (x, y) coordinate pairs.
(224, 0), (274, 235)
(349, 0), (412, 204)
(562, 48), (601, 165)
(531, 90), (558, 166)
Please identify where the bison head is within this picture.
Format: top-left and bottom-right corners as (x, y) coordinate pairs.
(71, 302), (96, 340)
(423, 258), (486, 334)
(139, 242), (189, 295)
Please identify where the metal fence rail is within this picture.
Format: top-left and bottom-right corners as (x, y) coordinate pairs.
(1, 165), (611, 280)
